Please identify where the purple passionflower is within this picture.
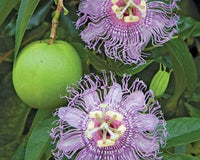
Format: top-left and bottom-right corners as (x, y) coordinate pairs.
(50, 72), (167, 160)
(76, 0), (179, 65)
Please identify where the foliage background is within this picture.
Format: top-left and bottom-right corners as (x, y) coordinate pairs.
(0, 0), (200, 159)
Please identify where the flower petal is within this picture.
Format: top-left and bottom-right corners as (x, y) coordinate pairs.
(58, 107), (87, 129)
(57, 133), (84, 159)
(123, 91), (146, 112)
(83, 90), (101, 110)
(136, 113), (159, 131)
(105, 83), (122, 108)
(134, 134), (159, 155)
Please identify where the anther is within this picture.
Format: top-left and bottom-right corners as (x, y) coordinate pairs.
(112, 0), (147, 22)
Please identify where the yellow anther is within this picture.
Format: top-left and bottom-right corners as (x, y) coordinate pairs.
(85, 130), (93, 139)
(140, 0), (147, 18)
(110, 134), (120, 141)
(140, 0), (146, 10)
(99, 103), (109, 108)
(89, 111), (102, 118)
(87, 121), (94, 130)
(117, 125), (126, 135)
(97, 139), (115, 147)
(111, 4), (121, 14)
(106, 111), (123, 121)
(112, 0), (119, 4)
(124, 16), (139, 22)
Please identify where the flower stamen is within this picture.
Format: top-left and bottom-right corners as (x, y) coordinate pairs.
(85, 104), (126, 147)
(111, 0), (147, 23)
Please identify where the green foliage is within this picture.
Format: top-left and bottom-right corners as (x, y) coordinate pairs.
(0, 0), (200, 159)
(14, 0), (41, 62)
(165, 37), (198, 112)
(24, 115), (56, 160)
(166, 117), (200, 148)
(0, 0), (21, 27)
(0, 73), (30, 160)
(163, 153), (199, 160)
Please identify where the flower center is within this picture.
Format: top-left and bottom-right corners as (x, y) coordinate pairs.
(111, 0), (147, 23)
(85, 104), (126, 147)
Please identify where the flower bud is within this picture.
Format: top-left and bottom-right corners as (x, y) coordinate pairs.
(150, 64), (172, 98)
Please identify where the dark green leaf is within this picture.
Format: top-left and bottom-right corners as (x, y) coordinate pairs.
(11, 137), (27, 160)
(184, 102), (200, 117)
(195, 56), (200, 82)
(186, 141), (200, 159)
(165, 37), (197, 111)
(116, 60), (154, 77)
(174, 145), (186, 154)
(89, 52), (111, 72)
(0, 0), (20, 27)
(0, 137), (23, 160)
(40, 141), (54, 160)
(14, 0), (40, 62)
(166, 117), (200, 148)
(5, 1), (52, 37)
(179, 0), (200, 21)
(25, 115), (56, 160)
(163, 153), (199, 160)
(0, 73), (30, 159)
(27, 0), (52, 29)
(179, 17), (200, 40)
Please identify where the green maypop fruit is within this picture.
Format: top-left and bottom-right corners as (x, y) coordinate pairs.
(13, 40), (82, 109)
(150, 64), (172, 98)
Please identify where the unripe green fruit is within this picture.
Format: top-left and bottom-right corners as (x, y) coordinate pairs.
(150, 64), (172, 98)
(13, 40), (82, 109)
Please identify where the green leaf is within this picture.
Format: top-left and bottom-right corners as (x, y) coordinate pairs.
(195, 56), (200, 82)
(184, 102), (200, 117)
(116, 60), (154, 77)
(0, 73), (30, 159)
(27, 0), (52, 30)
(163, 153), (199, 160)
(0, 137), (23, 160)
(24, 115), (56, 160)
(179, 0), (200, 21)
(88, 52), (111, 72)
(166, 117), (200, 148)
(11, 109), (53, 160)
(14, 0), (40, 62)
(11, 137), (27, 160)
(179, 17), (200, 40)
(187, 141), (200, 159)
(165, 37), (197, 111)
(0, 0), (21, 27)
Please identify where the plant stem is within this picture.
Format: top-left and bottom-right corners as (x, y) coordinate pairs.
(49, 0), (63, 44)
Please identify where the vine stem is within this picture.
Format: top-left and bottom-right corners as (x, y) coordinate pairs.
(49, 0), (63, 44)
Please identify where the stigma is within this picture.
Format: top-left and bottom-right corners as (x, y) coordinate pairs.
(111, 0), (147, 23)
(85, 103), (126, 147)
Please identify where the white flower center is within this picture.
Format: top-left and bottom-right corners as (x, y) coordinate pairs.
(85, 103), (126, 147)
(111, 0), (147, 23)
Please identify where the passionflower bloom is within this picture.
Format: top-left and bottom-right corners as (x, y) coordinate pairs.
(76, 0), (179, 65)
(50, 72), (167, 160)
